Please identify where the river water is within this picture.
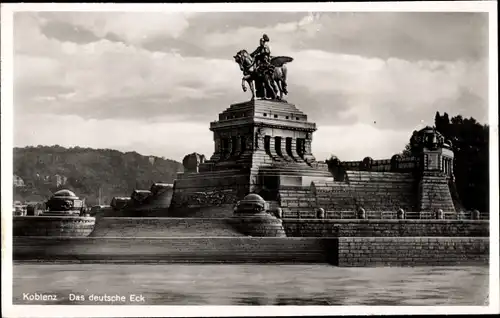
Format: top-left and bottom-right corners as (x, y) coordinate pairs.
(13, 264), (488, 306)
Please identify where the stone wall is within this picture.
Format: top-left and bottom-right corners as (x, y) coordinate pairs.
(13, 236), (488, 266)
(338, 237), (489, 266)
(170, 171), (249, 210)
(13, 237), (337, 264)
(282, 219), (489, 237)
(89, 217), (245, 237)
(341, 156), (419, 173)
(278, 186), (317, 218)
(419, 171), (455, 212)
(229, 213), (286, 237)
(13, 216), (96, 237)
(277, 171), (418, 218)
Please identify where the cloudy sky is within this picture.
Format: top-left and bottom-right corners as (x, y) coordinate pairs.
(13, 10), (489, 162)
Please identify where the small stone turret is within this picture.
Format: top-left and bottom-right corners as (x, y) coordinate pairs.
(43, 189), (84, 216)
(412, 126), (457, 213)
(233, 193), (269, 215)
(231, 193), (286, 237)
(411, 126), (454, 176)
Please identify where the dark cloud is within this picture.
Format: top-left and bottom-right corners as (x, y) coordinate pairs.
(186, 12), (308, 33)
(40, 20), (100, 44)
(139, 12), (308, 57)
(434, 87), (488, 123)
(293, 12), (489, 62)
(13, 11), (490, 131)
(28, 12), (488, 62)
(103, 31), (126, 43)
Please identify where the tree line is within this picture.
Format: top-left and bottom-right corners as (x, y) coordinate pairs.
(403, 112), (489, 212)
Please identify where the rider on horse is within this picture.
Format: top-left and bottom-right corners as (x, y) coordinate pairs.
(250, 34), (274, 78)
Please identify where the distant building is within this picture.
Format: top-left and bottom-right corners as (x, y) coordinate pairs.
(13, 175), (25, 187)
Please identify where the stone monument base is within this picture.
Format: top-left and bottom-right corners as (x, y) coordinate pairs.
(230, 212), (286, 237)
(14, 216), (96, 237)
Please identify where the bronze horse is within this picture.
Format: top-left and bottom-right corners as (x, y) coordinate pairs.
(233, 50), (292, 101)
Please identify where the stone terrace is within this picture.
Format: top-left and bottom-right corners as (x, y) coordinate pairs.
(277, 171), (419, 218)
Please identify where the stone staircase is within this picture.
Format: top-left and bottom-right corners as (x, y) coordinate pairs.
(278, 186), (318, 218)
(311, 171), (418, 214)
(90, 217), (244, 237)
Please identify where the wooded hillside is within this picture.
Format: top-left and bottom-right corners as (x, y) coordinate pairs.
(13, 145), (183, 206)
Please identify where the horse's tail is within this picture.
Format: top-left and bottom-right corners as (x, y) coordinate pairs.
(282, 64), (287, 82)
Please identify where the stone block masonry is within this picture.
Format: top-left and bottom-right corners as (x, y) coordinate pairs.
(169, 171), (250, 211)
(13, 237), (338, 264)
(419, 171), (455, 212)
(89, 217), (245, 237)
(311, 171), (419, 214)
(282, 219), (489, 237)
(13, 236), (488, 267)
(338, 237), (489, 266)
(13, 216), (96, 237)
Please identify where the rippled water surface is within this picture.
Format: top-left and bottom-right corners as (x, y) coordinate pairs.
(13, 264), (488, 305)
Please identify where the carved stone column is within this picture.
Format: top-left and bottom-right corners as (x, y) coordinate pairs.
(268, 136), (281, 160)
(233, 135), (242, 158)
(289, 138), (304, 162)
(303, 134), (316, 163)
(239, 134), (253, 157)
(245, 134), (254, 151)
(254, 128), (265, 151)
(210, 138), (222, 162)
(280, 137), (292, 161)
(226, 137), (233, 160)
(305, 139), (312, 154)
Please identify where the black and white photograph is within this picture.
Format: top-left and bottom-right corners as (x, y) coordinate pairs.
(1, 2), (498, 317)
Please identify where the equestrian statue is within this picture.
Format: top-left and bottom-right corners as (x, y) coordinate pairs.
(233, 34), (293, 101)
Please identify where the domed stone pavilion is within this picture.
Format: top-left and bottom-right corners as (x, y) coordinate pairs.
(42, 189), (85, 216)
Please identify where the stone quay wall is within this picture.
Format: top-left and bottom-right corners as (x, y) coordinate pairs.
(13, 216), (96, 237)
(13, 236), (488, 266)
(281, 219), (489, 237)
(13, 237), (337, 264)
(338, 237), (489, 266)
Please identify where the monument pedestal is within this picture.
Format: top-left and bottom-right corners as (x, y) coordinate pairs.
(169, 99), (335, 216)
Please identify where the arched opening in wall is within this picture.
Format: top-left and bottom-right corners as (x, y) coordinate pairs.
(285, 137), (293, 158)
(296, 138), (305, 158)
(230, 136), (237, 157)
(240, 135), (247, 153)
(275, 137), (283, 157)
(264, 136), (271, 156)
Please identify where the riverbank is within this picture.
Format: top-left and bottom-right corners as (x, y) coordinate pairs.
(13, 236), (489, 266)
